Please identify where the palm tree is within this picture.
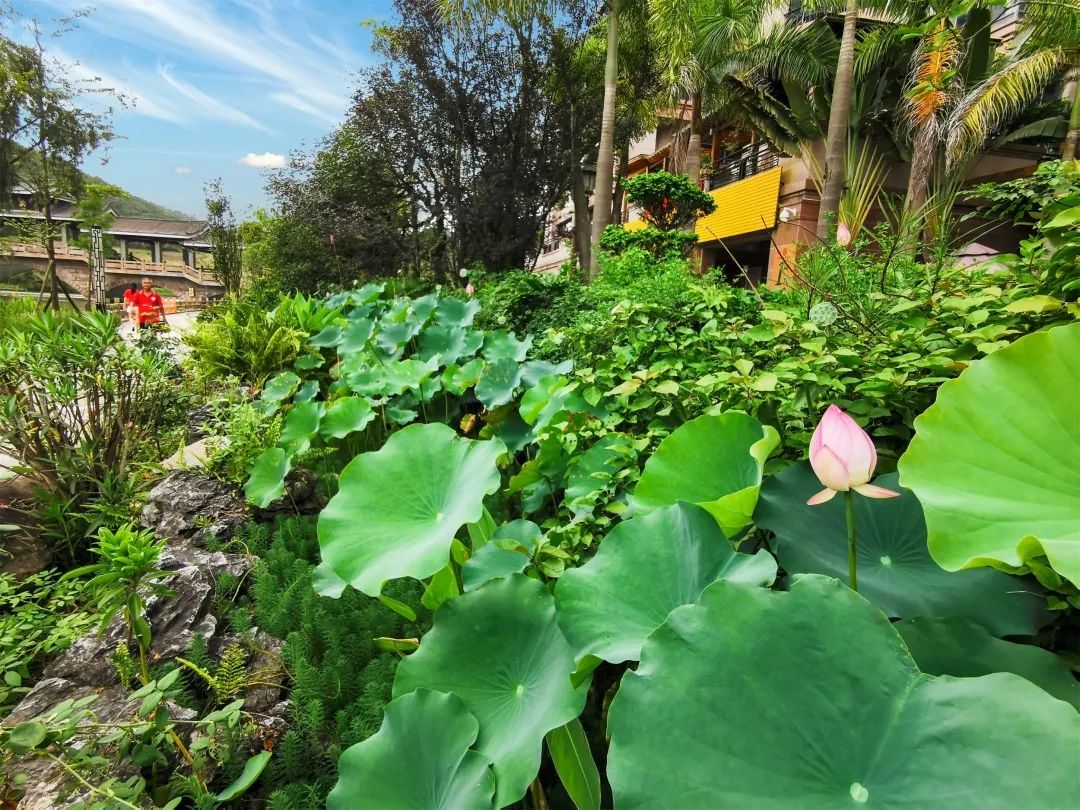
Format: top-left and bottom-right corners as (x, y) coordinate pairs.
(589, 0), (623, 275)
(902, 3), (1067, 212)
(816, 0), (862, 237)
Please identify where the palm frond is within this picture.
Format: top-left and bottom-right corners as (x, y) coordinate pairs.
(990, 115), (1068, 148)
(906, 20), (962, 128)
(945, 47), (1064, 164)
(727, 19), (839, 86)
(855, 23), (908, 81)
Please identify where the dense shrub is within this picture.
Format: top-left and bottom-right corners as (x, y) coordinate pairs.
(620, 170), (716, 229)
(184, 295), (306, 388)
(472, 268), (583, 337)
(968, 159), (1080, 224)
(599, 223), (699, 258)
(241, 518), (427, 808)
(0, 310), (175, 563)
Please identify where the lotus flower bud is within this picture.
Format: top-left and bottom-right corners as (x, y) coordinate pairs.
(807, 405), (899, 505)
(465, 283), (475, 296)
(836, 223), (851, 247)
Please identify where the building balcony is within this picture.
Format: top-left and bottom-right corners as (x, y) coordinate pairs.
(705, 142), (781, 191)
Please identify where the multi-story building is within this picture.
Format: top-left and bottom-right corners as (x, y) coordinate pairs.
(535, 1), (1060, 285)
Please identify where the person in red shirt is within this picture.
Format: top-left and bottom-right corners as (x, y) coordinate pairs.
(133, 278), (167, 328)
(121, 283), (138, 330)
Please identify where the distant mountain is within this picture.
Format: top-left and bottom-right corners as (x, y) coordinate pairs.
(83, 172), (196, 221)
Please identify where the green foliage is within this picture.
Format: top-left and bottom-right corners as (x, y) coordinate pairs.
(756, 465), (1051, 635)
(319, 423), (504, 597)
(242, 285), (563, 509)
(472, 269), (583, 338)
(177, 643), (249, 706)
(555, 503), (776, 664)
(0, 570), (97, 712)
(968, 159), (1080, 224)
(246, 517), (426, 806)
(899, 323), (1080, 595)
(391, 576), (584, 807)
(606, 577), (1080, 808)
(204, 399), (283, 488)
(599, 223), (699, 258)
(619, 170), (715, 230)
(183, 295), (306, 388)
(328, 689), (496, 810)
(204, 178), (244, 295)
(0, 309), (175, 563)
(65, 524), (173, 675)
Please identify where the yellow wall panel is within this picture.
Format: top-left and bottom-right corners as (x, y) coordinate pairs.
(694, 167), (782, 243)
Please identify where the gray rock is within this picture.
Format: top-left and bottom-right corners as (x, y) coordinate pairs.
(140, 471), (248, 547)
(42, 549), (251, 687)
(1, 679), (193, 809)
(242, 630), (286, 716)
(258, 467), (324, 517)
(186, 403), (220, 444)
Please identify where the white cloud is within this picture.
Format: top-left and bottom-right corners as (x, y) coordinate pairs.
(158, 65), (274, 134)
(175, 166), (192, 174)
(239, 152), (285, 169)
(88, 0), (348, 123)
(50, 49), (187, 125)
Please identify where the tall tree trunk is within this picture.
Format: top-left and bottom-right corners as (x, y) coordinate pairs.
(1063, 68), (1079, 160)
(905, 123), (936, 215)
(588, 0), (620, 278)
(612, 138), (630, 225)
(685, 92), (702, 187)
(816, 0), (860, 238)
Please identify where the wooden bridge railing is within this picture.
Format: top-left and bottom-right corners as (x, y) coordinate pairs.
(3, 242), (221, 287)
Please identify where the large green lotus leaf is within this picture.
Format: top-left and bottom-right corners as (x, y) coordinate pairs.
(631, 411), (778, 537)
(244, 447), (290, 508)
(755, 464), (1049, 636)
(608, 575), (1080, 809)
(328, 688), (495, 810)
(337, 317), (374, 353)
(895, 617), (1080, 711)
(319, 396), (375, 440)
(419, 324), (483, 365)
(555, 503), (776, 664)
(376, 319), (421, 356)
(308, 325), (343, 348)
(278, 401), (323, 455)
(519, 375), (592, 432)
(520, 359), (573, 387)
(261, 371), (300, 402)
(436, 296), (481, 328)
(461, 520), (542, 592)
(409, 292), (439, 324)
(444, 357), (486, 395)
(475, 358), (525, 409)
(483, 330), (533, 363)
(393, 575), (586, 807)
(899, 324), (1080, 587)
(319, 423), (505, 595)
(381, 357), (440, 397)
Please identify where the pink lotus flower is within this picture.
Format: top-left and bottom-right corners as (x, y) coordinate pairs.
(836, 223), (851, 247)
(807, 405), (899, 505)
(465, 283), (475, 296)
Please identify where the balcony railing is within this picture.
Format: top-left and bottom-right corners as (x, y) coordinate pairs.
(706, 142), (780, 190)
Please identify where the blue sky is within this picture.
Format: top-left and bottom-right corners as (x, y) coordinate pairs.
(9, 0), (393, 217)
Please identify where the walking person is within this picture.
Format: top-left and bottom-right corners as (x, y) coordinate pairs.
(122, 283), (138, 331)
(133, 277), (167, 330)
